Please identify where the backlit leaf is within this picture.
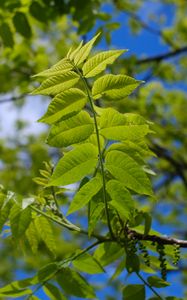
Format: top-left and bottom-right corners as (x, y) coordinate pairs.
(82, 49), (126, 78)
(48, 143), (98, 186)
(73, 252), (104, 274)
(47, 111), (94, 147)
(100, 108), (150, 140)
(92, 74), (141, 100)
(106, 179), (134, 220)
(33, 58), (73, 78)
(67, 175), (103, 215)
(74, 33), (100, 65)
(105, 150), (153, 195)
(34, 216), (56, 254)
(31, 71), (79, 95)
(39, 88), (87, 124)
(9, 204), (31, 238)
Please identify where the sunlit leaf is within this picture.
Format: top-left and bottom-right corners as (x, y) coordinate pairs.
(47, 111), (94, 147)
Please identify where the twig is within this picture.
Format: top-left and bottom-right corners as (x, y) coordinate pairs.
(136, 272), (164, 300)
(128, 229), (187, 248)
(137, 46), (187, 64)
(0, 94), (27, 104)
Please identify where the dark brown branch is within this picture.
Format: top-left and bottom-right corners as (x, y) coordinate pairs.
(137, 46), (187, 64)
(128, 229), (187, 248)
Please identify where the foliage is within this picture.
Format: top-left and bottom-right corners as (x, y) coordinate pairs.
(0, 1), (187, 299)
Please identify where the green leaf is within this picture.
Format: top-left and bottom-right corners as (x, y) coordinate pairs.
(73, 252), (104, 274)
(73, 33), (100, 65)
(48, 143), (98, 186)
(34, 216), (56, 254)
(57, 268), (95, 298)
(94, 242), (123, 266)
(123, 284), (145, 300)
(100, 108), (150, 141)
(29, 1), (47, 23)
(9, 204), (31, 238)
(111, 258), (126, 280)
(0, 277), (37, 298)
(147, 276), (170, 288)
(92, 74), (142, 100)
(39, 88), (87, 124)
(13, 12), (32, 38)
(0, 200), (12, 232)
(44, 283), (66, 300)
(88, 202), (104, 236)
(0, 22), (14, 48)
(69, 41), (84, 60)
(105, 150), (153, 195)
(82, 49), (126, 78)
(126, 254), (140, 273)
(38, 262), (59, 281)
(33, 58), (73, 78)
(67, 175), (103, 215)
(47, 111), (94, 147)
(26, 221), (39, 254)
(106, 179), (134, 220)
(143, 212), (152, 235)
(31, 71), (80, 96)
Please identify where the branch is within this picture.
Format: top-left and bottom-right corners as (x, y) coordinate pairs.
(0, 94), (27, 104)
(137, 46), (187, 64)
(150, 143), (187, 187)
(128, 229), (187, 248)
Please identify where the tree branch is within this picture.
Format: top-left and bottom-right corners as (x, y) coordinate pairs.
(128, 229), (187, 248)
(0, 94), (27, 104)
(137, 46), (187, 64)
(150, 143), (187, 187)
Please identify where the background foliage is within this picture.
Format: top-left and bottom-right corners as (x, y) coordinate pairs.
(0, 0), (187, 299)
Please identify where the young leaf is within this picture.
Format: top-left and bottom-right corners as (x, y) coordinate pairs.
(0, 277), (37, 297)
(123, 284), (145, 300)
(9, 204), (31, 238)
(73, 33), (100, 66)
(67, 175), (103, 215)
(92, 74), (142, 100)
(69, 41), (83, 60)
(31, 71), (79, 95)
(82, 49), (126, 78)
(105, 150), (153, 195)
(34, 216), (56, 254)
(106, 179), (134, 220)
(48, 143), (98, 186)
(47, 111), (94, 148)
(43, 283), (66, 300)
(73, 252), (104, 274)
(57, 268), (95, 298)
(147, 276), (170, 288)
(100, 108), (150, 141)
(39, 88), (87, 124)
(33, 58), (73, 78)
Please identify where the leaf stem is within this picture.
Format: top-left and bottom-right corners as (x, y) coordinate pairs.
(136, 272), (164, 300)
(73, 65), (114, 239)
(30, 205), (110, 242)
